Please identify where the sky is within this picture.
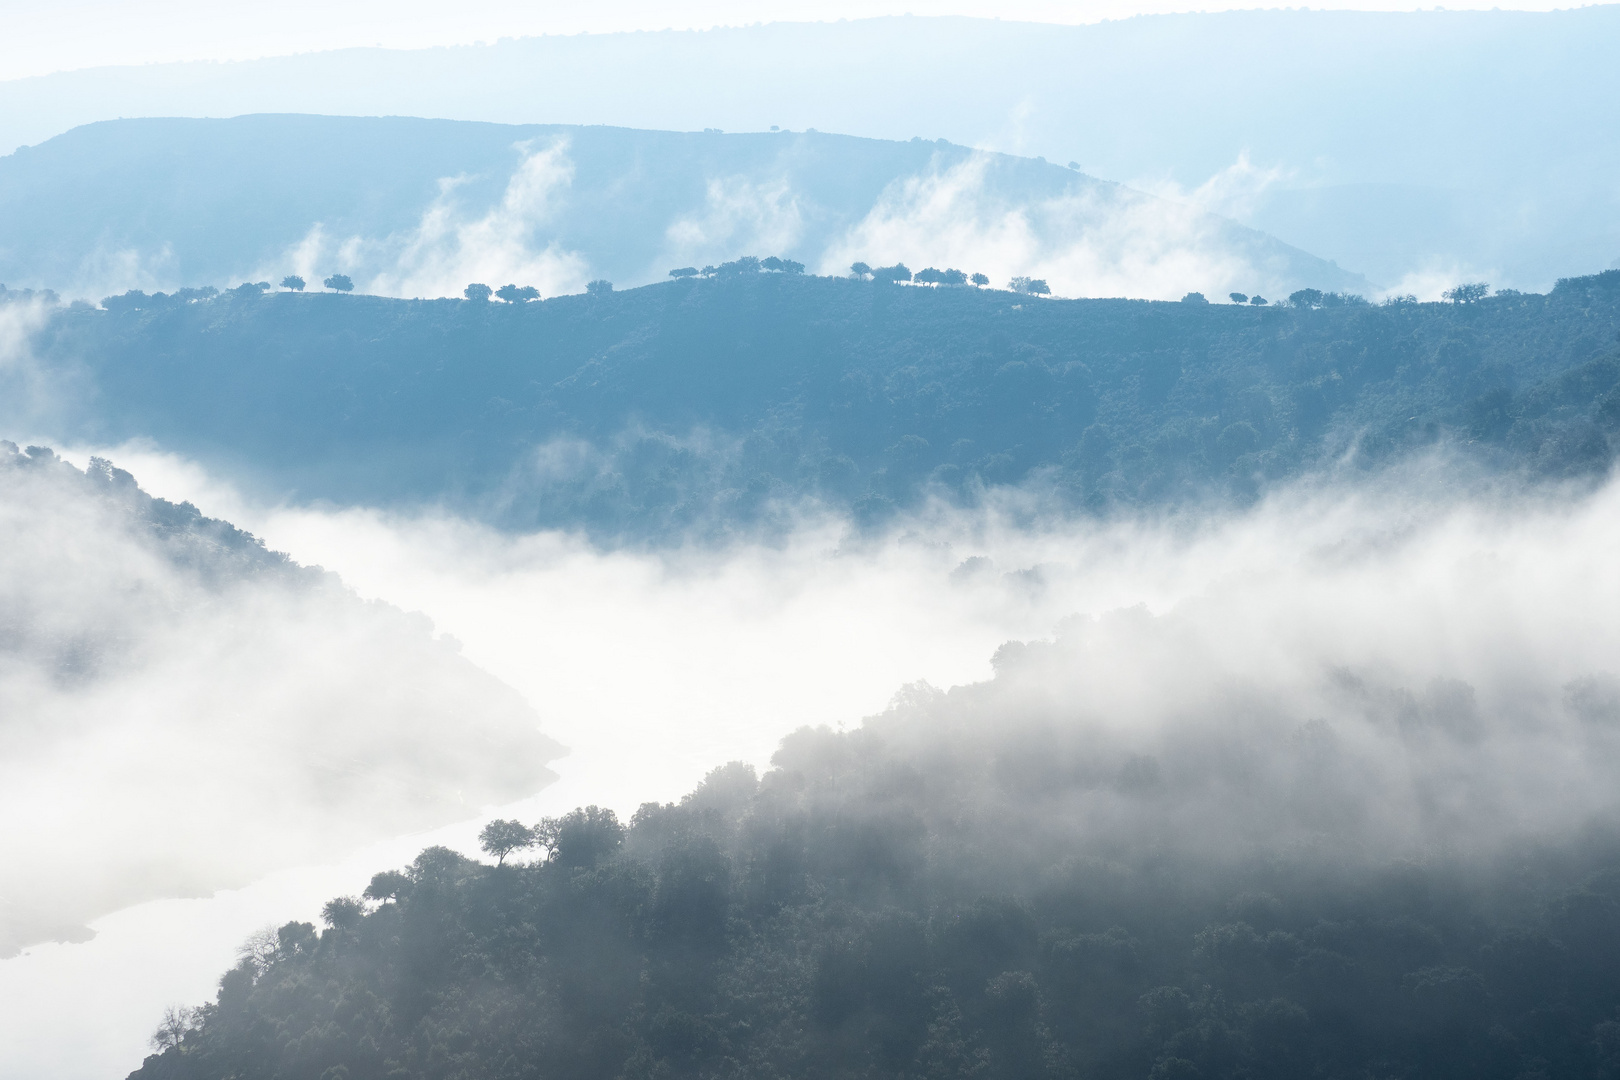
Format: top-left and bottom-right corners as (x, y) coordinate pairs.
(0, 0), (1592, 79)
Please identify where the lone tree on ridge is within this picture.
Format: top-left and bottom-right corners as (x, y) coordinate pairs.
(479, 819), (537, 866)
(1444, 282), (1490, 304)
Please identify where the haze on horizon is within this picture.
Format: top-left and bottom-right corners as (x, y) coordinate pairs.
(0, 0), (1592, 79)
(5, 6), (1615, 293)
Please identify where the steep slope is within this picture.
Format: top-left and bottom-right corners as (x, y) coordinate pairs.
(0, 115), (1369, 300)
(15, 270), (1620, 538)
(127, 597), (1620, 1080)
(0, 443), (561, 956)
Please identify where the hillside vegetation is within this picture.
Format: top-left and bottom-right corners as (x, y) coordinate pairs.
(23, 270), (1620, 539)
(129, 637), (1620, 1080)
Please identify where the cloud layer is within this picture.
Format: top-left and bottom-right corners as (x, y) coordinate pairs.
(821, 151), (1323, 300)
(271, 139), (591, 299)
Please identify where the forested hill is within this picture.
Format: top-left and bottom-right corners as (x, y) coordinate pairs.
(0, 439), (307, 586)
(23, 270), (1620, 538)
(129, 616), (1620, 1080)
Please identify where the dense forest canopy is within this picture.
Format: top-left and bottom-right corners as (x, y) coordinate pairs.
(16, 269), (1620, 540)
(130, 610), (1620, 1080)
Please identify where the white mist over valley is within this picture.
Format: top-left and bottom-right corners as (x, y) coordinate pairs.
(4, 5), (1620, 1079)
(10, 437), (1620, 1075)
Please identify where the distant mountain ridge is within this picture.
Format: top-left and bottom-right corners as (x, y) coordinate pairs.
(0, 10), (1614, 290)
(0, 114), (1370, 301)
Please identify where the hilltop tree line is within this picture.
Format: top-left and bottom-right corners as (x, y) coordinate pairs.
(47, 268), (1620, 541)
(87, 261), (1495, 312)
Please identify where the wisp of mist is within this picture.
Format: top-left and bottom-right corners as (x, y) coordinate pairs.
(90, 438), (1620, 860)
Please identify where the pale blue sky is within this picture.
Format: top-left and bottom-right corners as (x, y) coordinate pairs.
(0, 0), (1589, 79)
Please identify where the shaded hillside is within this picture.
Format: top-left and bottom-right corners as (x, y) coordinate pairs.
(129, 609), (1620, 1080)
(20, 270), (1620, 539)
(0, 114), (1368, 299)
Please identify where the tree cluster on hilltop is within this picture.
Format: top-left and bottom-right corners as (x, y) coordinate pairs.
(28, 269), (1620, 540)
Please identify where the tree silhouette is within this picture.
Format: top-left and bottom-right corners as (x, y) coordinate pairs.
(915, 267), (944, 285)
(320, 896), (366, 930)
(1229, 292), (1248, 304)
(1250, 295), (1269, 306)
(479, 819), (537, 865)
(669, 267), (699, 279)
(1444, 282), (1491, 304)
(850, 262), (872, 280)
(362, 869), (410, 902)
(463, 283), (492, 302)
(971, 273), (989, 287)
(941, 269), (968, 286)
(586, 279), (614, 296)
(1182, 292), (1209, 304)
(150, 1006), (200, 1053)
(536, 806), (624, 868)
(873, 263), (912, 283)
(280, 275), (306, 292)
(322, 274), (353, 293)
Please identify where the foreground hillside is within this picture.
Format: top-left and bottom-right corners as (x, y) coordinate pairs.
(130, 608), (1620, 1080)
(21, 269), (1620, 538)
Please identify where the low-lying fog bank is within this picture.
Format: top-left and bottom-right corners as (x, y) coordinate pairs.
(0, 445), (561, 959)
(125, 455), (1620, 1080)
(7, 443), (1620, 1077)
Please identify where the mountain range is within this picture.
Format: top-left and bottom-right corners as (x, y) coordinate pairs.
(0, 114), (1368, 302)
(3, 10), (1616, 290)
